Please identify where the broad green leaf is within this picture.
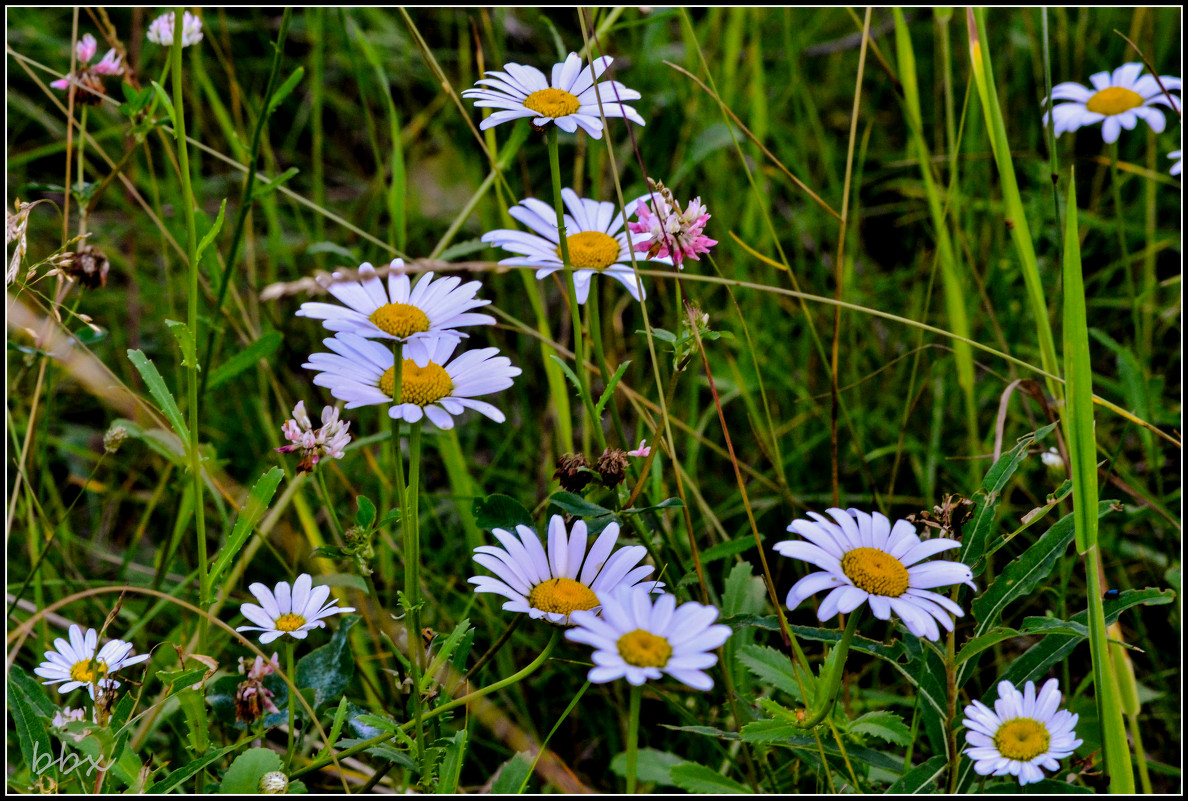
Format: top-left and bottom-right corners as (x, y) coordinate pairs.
(722, 561), (765, 617)
(218, 747), (283, 794)
(8, 669), (54, 780)
(296, 615), (359, 709)
(609, 748), (684, 786)
(127, 349), (189, 442)
(206, 467), (284, 598)
(206, 331), (283, 390)
(848, 711), (912, 746)
(176, 689), (208, 754)
(701, 536), (758, 564)
(886, 755), (947, 793)
(737, 644), (803, 701)
(669, 762), (751, 794)
(473, 494), (533, 532)
(355, 495), (376, 530)
(959, 421), (1058, 574)
(490, 752), (532, 795)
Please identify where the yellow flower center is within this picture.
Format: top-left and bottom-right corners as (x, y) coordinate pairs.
(841, 547), (910, 597)
(526, 578), (600, 617)
(994, 717), (1051, 762)
(557, 231), (620, 271)
(379, 359), (454, 406)
(617, 629), (673, 668)
(274, 613), (307, 632)
(69, 659), (109, 684)
(368, 302), (431, 339)
(1085, 87), (1144, 117)
(523, 87), (581, 118)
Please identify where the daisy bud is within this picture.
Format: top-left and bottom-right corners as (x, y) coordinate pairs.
(258, 771), (289, 794)
(103, 424), (128, 454)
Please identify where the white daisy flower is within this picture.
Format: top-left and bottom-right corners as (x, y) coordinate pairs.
(462, 52), (644, 139)
(468, 515), (662, 626)
(1044, 63), (1181, 143)
(304, 333), (520, 430)
(237, 573), (355, 645)
(35, 624), (150, 699)
(1170, 150), (1182, 177)
(296, 260), (496, 368)
(566, 586), (731, 689)
(774, 507), (976, 642)
(147, 10), (204, 47)
(482, 189), (668, 304)
(963, 678), (1083, 786)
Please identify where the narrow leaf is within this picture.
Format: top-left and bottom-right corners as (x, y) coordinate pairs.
(194, 198), (227, 266)
(164, 320), (200, 370)
(127, 349), (189, 441)
(206, 331), (283, 390)
(594, 361), (631, 418)
(669, 762), (751, 794)
(207, 467), (284, 594)
(266, 66), (305, 116)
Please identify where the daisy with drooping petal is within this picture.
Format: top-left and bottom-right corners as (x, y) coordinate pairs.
(963, 678), (1083, 786)
(469, 515), (662, 626)
(35, 624), (150, 699)
(147, 10), (204, 47)
(566, 586), (731, 689)
(1170, 150), (1182, 177)
(774, 507), (976, 642)
(237, 573), (355, 645)
(1044, 63), (1181, 143)
(297, 260), (496, 368)
(482, 189), (669, 303)
(462, 52), (644, 139)
(304, 333), (520, 430)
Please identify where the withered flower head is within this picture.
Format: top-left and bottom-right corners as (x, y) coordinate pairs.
(554, 452), (593, 493)
(596, 448), (630, 487)
(67, 245), (109, 289)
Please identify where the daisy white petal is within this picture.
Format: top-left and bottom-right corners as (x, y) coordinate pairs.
(36, 624), (148, 700)
(463, 52), (643, 137)
(303, 332), (519, 431)
(566, 586), (731, 690)
(962, 678), (1083, 786)
(236, 573), (354, 644)
(469, 515), (658, 626)
(483, 190), (671, 304)
(1044, 62), (1182, 142)
(775, 507), (975, 641)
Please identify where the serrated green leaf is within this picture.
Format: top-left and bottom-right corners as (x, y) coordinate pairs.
(738, 645), (803, 701)
(176, 688), (209, 754)
(547, 491), (614, 521)
(609, 748), (684, 786)
(473, 494), (533, 532)
(669, 762), (751, 794)
(127, 349), (189, 442)
(206, 331), (283, 390)
(490, 752), (532, 794)
(267, 66), (305, 116)
(955, 626), (1021, 667)
(437, 730), (467, 794)
(887, 755), (947, 793)
(194, 198), (226, 267)
(219, 747), (283, 794)
(849, 711), (911, 746)
(546, 354), (583, 396)
(313, 697), (352, 763)
(424, 618), (471, 688)
(722, 561), (766, 617)
(207, 467), (284, 598)
(147, 745), (237, 793)
(164, 320), (200, 370)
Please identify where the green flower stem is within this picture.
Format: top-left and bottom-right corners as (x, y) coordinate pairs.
(285, 642), (297, 768)
(584, 286), (623, 451)
(546, 127), (600, 449)
(406, 419), (427, 765)
(290, 628), (561, 780)
(1108, 143), (1140, 341)
(795, 608), (861, 729)
(75, 106), (88, 236)
(314, 468), (343, 540)
(625, 683), (643, 793)
(171, 6), (208, 650)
